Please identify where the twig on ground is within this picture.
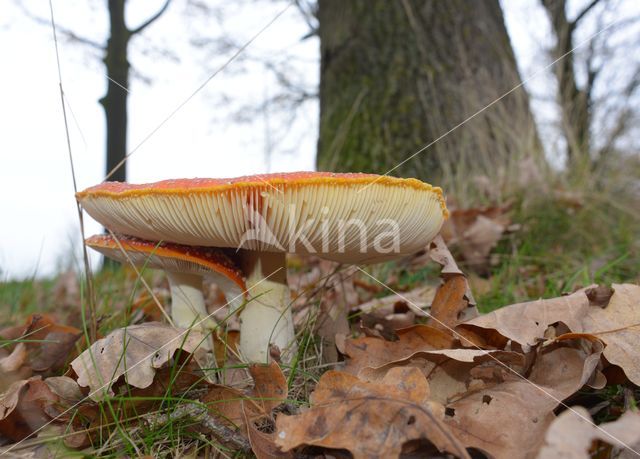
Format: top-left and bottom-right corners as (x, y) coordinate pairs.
(143, 403), (251, 453)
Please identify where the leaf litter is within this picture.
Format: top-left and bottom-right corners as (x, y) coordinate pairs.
(1, 237), (639, 458)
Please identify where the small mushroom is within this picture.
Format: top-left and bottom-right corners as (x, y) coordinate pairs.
(78, 172), (448, 362)
(85, 234), (246, 357)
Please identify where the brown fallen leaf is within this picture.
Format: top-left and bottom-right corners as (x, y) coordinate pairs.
(440, 205), (512, 271)
(355, 285), (436, 317)
(0, 343), (28, 373)
(418, 235), (478, 319)
(355, 286), (437, 339)
(429, 275), (470, 331)
(444, 338), (604, 459)
(1, 347), (34, 401)
(460, 284), (640, 384)
(213, 329), (240, 366)
(275, 367), (470, 459)
(249, 362), (288, 414)
(0, 314), (82, 375)
(245, 409), (293, 459)
(43, 376), (84, 406)
(71, 322), (207, 400)
(339, 325), (456, 375)
(202, 362), (288, 432)
(0, 377), (58, 441)
(426, 235), (466, 278)
(315, 264), (358, 363)
(536, 406), (640, 459)
(201, 384), (253, 430)
(460, 286), (595, 350)
(352, 345), (525, 407)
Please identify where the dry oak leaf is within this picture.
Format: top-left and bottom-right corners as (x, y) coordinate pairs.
(355, 285), (437, 339)
(0, 377), (60, 441)
(202, 362), (288, 431)
(0, 343), (28, 373)
(357, 348), (525, 405)
(339, 324), (456, 374)
(460, 284), (640, 384)
(244, 408), (293, 459)
(276, 367), (470, 459)
(420, 235), (478, 317)
(0, 343), (32, 394)
(444, 338), (604, 459)
(0, 314), (82, 375)
(341, 323), (523, 398)
(354, 285), (436, 317)
(43, 376), (84, 406)
(429, 275), (471, 331)
(71, 322), (207, 400)
(440, 205), (511, 271)
(536, 406), (640, 459)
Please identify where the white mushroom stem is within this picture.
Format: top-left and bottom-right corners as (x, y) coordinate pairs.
(167, 271), (215, 352)
(239, 251), (296, 363)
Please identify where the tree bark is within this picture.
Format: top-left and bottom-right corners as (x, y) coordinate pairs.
(542, 0), (595, 176)
(100, 0), (130, 184)
(316, 0), (540, 182)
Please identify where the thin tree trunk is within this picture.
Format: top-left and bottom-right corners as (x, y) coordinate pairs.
(317, 0), (540, 183)
(100, 0), (130, 184)
(542, 0), (593, 177)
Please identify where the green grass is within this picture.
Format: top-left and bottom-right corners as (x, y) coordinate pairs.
(477, 191), (639, 311)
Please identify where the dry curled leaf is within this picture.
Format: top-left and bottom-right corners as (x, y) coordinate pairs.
(421, 235), (478, 314)
(356, 285), (436, 315)
(0, 343), (28, 374)
(0, 314), (82, 376)
(537, 406), (640, 459)
(357, 348), (525, 401)
(441, 205), (511, 271)
(43, 376), (85, 405)
(340, 325), (456, 374)
(245, 411), (293, 459)
(275, 367), (469, 459)
(461, 284), (640, 384)
(0, 377), (59, 441)
(429, 275), (470, 330)
(248, 362), (288, 415)
(71, 322), (207, 400)
(444, 338), (604, 459)
(202, 362), (288, 432)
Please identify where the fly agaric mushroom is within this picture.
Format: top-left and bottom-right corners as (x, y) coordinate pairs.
(78, 172), (448, 362)
(85, 234), (246, 357)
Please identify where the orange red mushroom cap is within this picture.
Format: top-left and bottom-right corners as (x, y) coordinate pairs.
(78, 172), (448, 264)
(86, 234), (246, 297)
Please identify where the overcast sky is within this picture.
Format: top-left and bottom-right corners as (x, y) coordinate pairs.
(0, 0), (628, 279)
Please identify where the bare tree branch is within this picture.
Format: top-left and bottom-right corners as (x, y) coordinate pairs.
(18, 3), (103, 50)
(571, 0), (602, 29)
(294, 0), (318, 39)
(130, 0), (172, 36)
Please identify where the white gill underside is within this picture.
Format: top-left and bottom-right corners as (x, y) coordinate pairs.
(82, 183), (445, 263)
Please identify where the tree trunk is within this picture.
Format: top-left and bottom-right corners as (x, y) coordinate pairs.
(100, 0), (130, 184)
(541, 0), (592, 176)
(317, 0), (540, 183)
